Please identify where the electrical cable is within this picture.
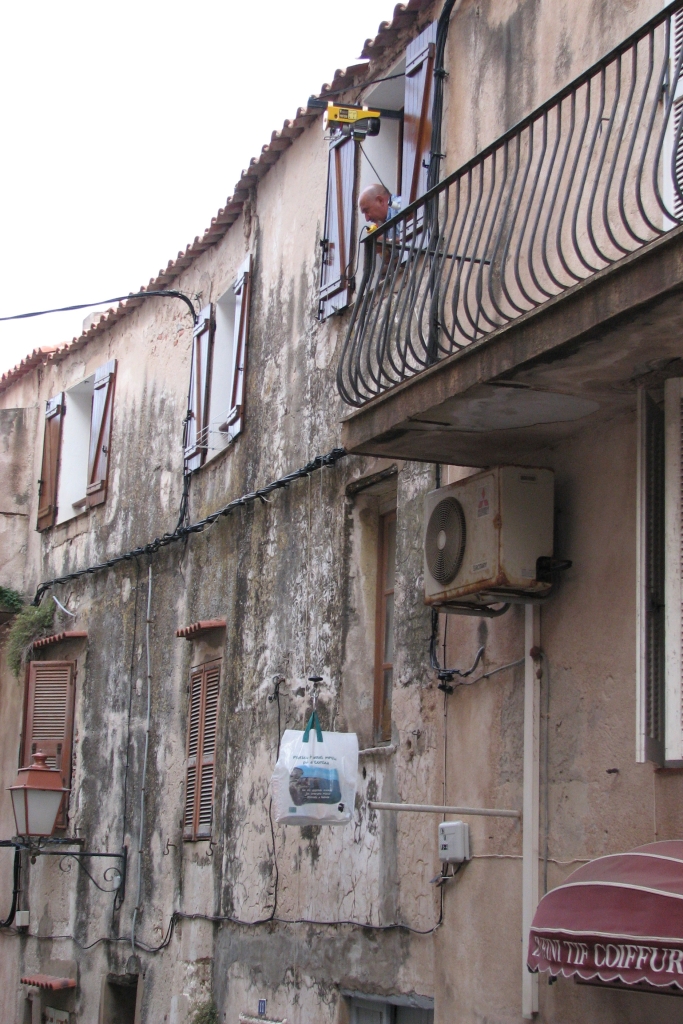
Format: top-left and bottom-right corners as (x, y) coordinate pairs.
(131, 566), (153, 953)
(32, 448), (348, 606)
(358, 143), (391, 194)
(0, 849), (21, 928)
(52, 596), (76, 617)
(267, 677), (283, 921)
(429, 609), (485, 683)
(427, 0), (463, 193)
(0, 289), (198, 327)
(118, 556), (141, 926)
(542, 652), (551, 894)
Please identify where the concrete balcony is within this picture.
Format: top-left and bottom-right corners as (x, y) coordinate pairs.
(338, 0), (683, 464)
(341, 223), (683, 465)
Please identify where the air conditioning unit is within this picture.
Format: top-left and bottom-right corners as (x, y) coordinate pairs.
(424, 466), (554, 607)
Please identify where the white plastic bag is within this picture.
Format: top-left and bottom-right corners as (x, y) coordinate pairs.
(270, 712), (359, 826)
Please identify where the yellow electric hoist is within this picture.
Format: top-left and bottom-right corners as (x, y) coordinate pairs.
(323, 102), (381, 138)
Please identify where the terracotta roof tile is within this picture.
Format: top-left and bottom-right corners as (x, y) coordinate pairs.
(21, 974), (77, 990)
(0, 1), (435, 396)
(33, 631), (88, 649)
(175, 619), (227, 639)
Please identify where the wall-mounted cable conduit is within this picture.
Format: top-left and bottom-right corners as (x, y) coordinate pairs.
(131, 565), (153, 953)
(0, 849), (21, 927)
(32, 448), (348, 606)
(368, 801), (520, 819)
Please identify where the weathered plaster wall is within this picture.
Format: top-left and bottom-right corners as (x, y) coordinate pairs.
(442, 0), (663, 175)
(435, 408), (683, 1023)
(0, 2), (674, 1022)
(0, 63), (439, 1024)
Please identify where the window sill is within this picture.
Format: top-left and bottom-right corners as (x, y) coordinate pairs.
(195, 434), (239, 472)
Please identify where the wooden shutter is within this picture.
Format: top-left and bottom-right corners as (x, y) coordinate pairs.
(221, 255), (252, 440)
(318, 134), (357, 320)
(664, 379), (683, 762)
(23, 661), (76, 828)
(664, 9), (683, 224)
(636, 390), (665, 764)
(183, 660), (221, 840)
(401, 22), (437, 209)
(183, 305), (214, 473)
(85, 359), (116, 508)
(36, 394), (64, 531)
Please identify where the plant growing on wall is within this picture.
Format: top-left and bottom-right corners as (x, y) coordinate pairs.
(190, 1001), (218, 1024)
(0, 586), (23, 614)
(5, 601), (55, 677)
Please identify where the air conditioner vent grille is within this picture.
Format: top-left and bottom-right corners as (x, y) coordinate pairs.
(426, 497), (466, 585)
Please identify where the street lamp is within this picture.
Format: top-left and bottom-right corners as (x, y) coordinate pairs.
(8, 751), (69, 838)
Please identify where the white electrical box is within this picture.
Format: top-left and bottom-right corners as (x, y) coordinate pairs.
(15, 910), (29, 927)
(439, 821), (470, 863)
(424, 466), (554, 606)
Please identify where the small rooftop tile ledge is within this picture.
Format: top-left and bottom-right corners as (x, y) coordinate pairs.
(175, 620), (226, 640)
(33, 631), (87, 649)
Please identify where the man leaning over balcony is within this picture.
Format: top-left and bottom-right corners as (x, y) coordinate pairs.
(359, 184), (402, 229)
(359, 183), (392, 227)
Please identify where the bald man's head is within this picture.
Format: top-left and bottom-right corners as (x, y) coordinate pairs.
(359, 184), (391, 226)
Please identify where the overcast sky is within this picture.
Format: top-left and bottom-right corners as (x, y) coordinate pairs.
(0, 0), (394, 376)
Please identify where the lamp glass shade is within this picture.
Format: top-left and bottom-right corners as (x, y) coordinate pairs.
(8, 752), (69, 838)
(10, 788), (27, 835)
(17, 788), (65, 837)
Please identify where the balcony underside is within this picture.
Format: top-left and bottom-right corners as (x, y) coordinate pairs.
(340, 224), (683, 467)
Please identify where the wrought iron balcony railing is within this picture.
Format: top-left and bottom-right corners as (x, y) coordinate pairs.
(338, 0), (683, 408)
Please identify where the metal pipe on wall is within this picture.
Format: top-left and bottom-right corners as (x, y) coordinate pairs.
(522, 604), (541, 1018)
(368, 801), (520, 819)
(131, 564), (153, 952)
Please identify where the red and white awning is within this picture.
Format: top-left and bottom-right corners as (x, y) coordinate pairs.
(527, 840), (683, 994)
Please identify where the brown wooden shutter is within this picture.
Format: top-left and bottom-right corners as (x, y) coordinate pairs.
(184, 660), (221, 840)
(36, 394), (64, 531)
(318, 134), (357, 320)
(183, 305), (214, 473)
(23, 661), (76, 828)
(85, 359), (116, 508)
(221, 255), (252, 440)
(401, 21), (437, 208)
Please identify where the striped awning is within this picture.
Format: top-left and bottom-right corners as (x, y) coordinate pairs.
(528, 840), (683, 994)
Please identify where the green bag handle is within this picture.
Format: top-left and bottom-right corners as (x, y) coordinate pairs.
(302, 710), (323, 743)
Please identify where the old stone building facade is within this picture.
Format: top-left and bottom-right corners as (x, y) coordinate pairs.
(2, 1), (683, 1022)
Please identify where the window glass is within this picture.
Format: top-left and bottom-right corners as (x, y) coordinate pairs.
(56, 375), (94, 524)
(205, 287), (237, 462)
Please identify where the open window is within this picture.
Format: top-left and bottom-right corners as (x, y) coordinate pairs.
(36, 359), (116, 530)
(317, 21), (437, 320)
(319, 134), (358, 320)
(22, 660), (76, 828)
(183, 256), (252, 472)
(183, 659), (221, 840)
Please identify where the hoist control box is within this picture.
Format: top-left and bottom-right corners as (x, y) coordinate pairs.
(439, 820), (471, 863)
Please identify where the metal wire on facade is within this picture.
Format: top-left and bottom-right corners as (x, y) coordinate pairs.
(32, 448), (348, 606)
